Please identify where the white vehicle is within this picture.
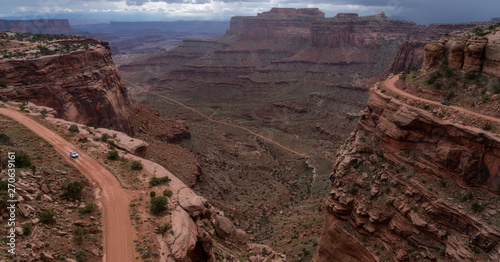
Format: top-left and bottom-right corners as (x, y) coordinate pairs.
(69, 150), (79, 158)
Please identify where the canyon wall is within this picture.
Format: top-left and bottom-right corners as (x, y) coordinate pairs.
(315, 84), (500, 261)
(0, 19), (81, 35)
(0, 38), (132, 134)
(423, 27), (500, 77)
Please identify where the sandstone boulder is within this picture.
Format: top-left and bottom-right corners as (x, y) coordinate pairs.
(167, 206), (198, 260)
(178, 187), (206, 217)
(214, 215), (235, 240)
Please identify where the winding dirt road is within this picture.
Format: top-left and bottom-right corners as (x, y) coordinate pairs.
(122, 79), (307, 157)
(0, 107), (134, 262)
(384, 75), (500, 125)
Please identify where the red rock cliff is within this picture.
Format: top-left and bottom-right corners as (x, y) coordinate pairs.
(315, 83), (500, 262)
(0, 38), (132, 134)
(0, 19), (81, 35)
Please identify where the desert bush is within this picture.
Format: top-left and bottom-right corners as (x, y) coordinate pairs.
(0, 133), (13, 145)
(157, 223), (172, 234)
(471, 202), (483, 213)
(78, 137), (89, 143)
(481, 122), (493, 131)
(78, 202), (96, 214)
(22, 223), (33, 235)
(107, 150), (119, 161)
(38, 210), (56, 224)
(0, 82), (6, 88)
(150, 196), (168, 215)
(149, 176), (171, 187)
(163, 190), (173, 197)
(100, 133), (109, 142)
(130, 160), (143, 171)
(61, 181), (85, 201)
(68, 124), (79, 133)
(75, 250), (87, 262)
(15, 151), (31, 168)
(73, 226), (89, 243)
(150, 191), (156, 198)
(464, 72), (477, 80)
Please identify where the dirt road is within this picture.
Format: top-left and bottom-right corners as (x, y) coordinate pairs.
(384, 75), (500, 125)
(0, 107), (134, 262)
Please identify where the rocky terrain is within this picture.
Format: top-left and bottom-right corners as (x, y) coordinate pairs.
(117, 9), (500, 258)
(0, 32), (132, 134)
(0, 109), (102, 262)
(315, 23), (500, 260)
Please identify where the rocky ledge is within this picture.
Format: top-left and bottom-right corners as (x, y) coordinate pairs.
(315, 84), (500, 261)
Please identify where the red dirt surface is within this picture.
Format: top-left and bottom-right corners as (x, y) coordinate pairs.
(0, 107), (135, 262)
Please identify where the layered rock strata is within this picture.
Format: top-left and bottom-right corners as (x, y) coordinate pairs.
(315, 85), (500, 261)
(0, 38), (132, 134)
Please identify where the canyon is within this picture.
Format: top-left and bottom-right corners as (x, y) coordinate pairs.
(2, 8), (500, 262)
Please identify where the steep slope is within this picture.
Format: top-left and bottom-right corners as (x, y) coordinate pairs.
(0, 32), (132, 134)
(315, 73), (500, 261)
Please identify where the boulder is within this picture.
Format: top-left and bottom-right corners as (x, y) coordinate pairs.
(168, 206), (198, 260)
(214, 215), (235, 240)
(178, 187), (205, 217)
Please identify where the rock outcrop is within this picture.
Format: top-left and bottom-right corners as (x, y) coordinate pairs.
(314, 82), (500, 261)
(423, 27), (500, 77)
(0, 19), (81, 34)
(0, 38), (133, 134)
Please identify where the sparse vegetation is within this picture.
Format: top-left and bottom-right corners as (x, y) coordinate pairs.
(471, 202), (483, 212)
(68, 124), (79, 133)
(149, 176), (171, 187)
(75, 250), (87, 262)
(157, 222), (172, 234)
(78, 202), (96, 214)
(61, 181), (85, 201)
(38, 210), (56, 224)
(481, 122), (493, 131)
(107, 150), (119, 160)
(73, 226), (89, 243)
(150, 196), (168, 215)
(163, 189), (173, 197)
(22, 223), (33, 235)
(130, 160), (143, 170)
(15, 151), (31, 168)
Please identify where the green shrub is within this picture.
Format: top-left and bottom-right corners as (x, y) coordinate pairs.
(61, 181), (85, 201)
(150, 191), (156, 198)
(78, 202), (96, 214)
(73, 226), (89, 243)
(0, 82), (6, 88)
(471, 202), (483, 212)
(107, 150), (119, 161)
(130, 160), (143, 171)
(150, 196), (168, 215)
(68, 124), (79, 133)
(481, 122), (493, 131)
(157, 223), (172, 234)
(78, 137), (89, 143)
(347, 187), (358, 195)
(15, 151), (31, 168)
(443, 66), (453, 78)
(22, 223), (33, 235)
(0, 133), (13, 145)
(464, 72), (477, 80)
(472, 27), (485, 36)
(461, 191), (473, 202)
(149, 176), (171, 187)
(75, 250), (87, 262)
(100, 133), (109, 142)
(163, 190), (173, 197)
(38, 210), (56, 224)
(40, 108), (47, 116)
(469, 244), (482, 254)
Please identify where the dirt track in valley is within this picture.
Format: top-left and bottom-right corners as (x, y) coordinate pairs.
(383, 75), (500, 125)
(0, 107), (135, 262)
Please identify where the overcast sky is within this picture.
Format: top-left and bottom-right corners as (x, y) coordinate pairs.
(1, 0), (499, 25)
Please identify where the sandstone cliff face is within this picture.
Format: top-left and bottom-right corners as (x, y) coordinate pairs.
(0, 19), (81, 34)
(315, 86), (500, 261)
(0, 38), (132, 134)
(423, 28), (500, 77)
